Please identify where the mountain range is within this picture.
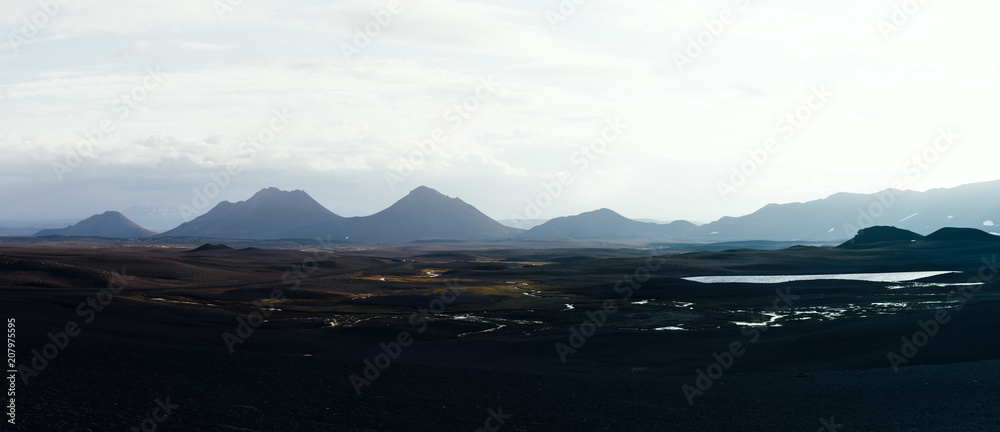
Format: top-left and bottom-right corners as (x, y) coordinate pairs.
(700, 180), (1000, 241)
(29, 179), (1000, 243)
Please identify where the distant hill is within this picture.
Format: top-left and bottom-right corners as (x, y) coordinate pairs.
(121, 205), (188, 232)
(521, 208), (698, 239)
(157, 188), (345, 240)
(837, 226), (923, 248)
(697, 180), (1000, 241)
(497, 219), (548, 230)
(635, 218), (702, 225)
(343, 186), (521, 242)
(34, 211), (156, 238)
(924, 227), (1000, 243)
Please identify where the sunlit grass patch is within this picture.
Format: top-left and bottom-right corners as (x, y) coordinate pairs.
(451, 282), (549, 297)
(356, 269), (482, 285)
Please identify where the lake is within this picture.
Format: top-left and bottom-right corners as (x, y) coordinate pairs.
(683, 271), (958, 284)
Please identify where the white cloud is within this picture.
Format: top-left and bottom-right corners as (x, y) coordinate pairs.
(1, 0), (998, 222)
(178, 42), (234, 52)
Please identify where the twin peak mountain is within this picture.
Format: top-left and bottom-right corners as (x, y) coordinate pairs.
(160, 186), (520, 242)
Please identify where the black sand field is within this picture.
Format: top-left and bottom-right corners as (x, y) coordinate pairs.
(2, 238), (998, 431)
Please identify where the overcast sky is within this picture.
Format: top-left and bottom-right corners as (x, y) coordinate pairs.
(2, 0), (998, 224)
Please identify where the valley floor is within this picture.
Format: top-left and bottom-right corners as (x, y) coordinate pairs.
(2, 240), (998, 431)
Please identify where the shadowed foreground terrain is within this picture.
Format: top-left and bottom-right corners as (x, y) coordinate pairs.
(2, 238), (998, 431)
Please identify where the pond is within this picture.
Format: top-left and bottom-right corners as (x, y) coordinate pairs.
(683, 271), (958, 284)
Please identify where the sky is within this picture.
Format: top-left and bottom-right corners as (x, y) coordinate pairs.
(2, 0), (999, 225)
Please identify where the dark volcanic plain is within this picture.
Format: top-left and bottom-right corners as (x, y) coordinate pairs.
(2, 236), (998, 431)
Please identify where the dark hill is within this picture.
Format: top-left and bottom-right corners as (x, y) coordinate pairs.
(837, 226), (923, 248)
(33, 211), (156, 238)
(188, 244), (234, 252)
(521, 208), (697, 239)
(157, 188), (345, 240)
(924, 227), (1000, 243)
(343, 186), (520, 242)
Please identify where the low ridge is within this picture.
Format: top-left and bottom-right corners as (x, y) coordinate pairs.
(522, 208), (697, 239)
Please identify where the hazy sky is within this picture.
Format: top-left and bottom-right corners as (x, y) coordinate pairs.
(2, 0), (998, 224)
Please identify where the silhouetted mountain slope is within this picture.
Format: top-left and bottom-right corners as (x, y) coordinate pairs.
(521, 208), (698, 239)
(697, 180), (1000, 241)
(157, 188), (344, 240)
(34, 211), (156, 238)
(343, 186), (521, 242)
(837, 226), (923, 249)
(188, 244), (234, 252)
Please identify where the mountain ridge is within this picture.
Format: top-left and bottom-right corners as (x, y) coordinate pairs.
(156, 188), (345, 240)
(28, 179), (1000, 243)
(699, 179), (1000, 241)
